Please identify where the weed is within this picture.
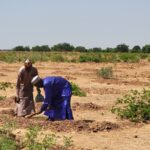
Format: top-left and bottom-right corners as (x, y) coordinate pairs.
(98, 67), (113, 79)
(0, 82), (13, 91)
(111, 89), (150, 122)
(0, 136), (18, 150)
(0, 96), (6, 101)
(63, 136), (74, 149)
(71, 82), (86, 97)
(42, 134), (57, 149)
(119, 53), (140, 63)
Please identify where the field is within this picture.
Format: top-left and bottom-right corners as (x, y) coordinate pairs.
(0, 58), (150, 150)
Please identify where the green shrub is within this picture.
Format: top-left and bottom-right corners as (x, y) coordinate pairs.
(0, 96), (6, 101)
(0, 82), (13, 101)
(111, 89), (150, 122)
(50, 54), (66, 62)
(0, 82), (13, 91)
(71, 82), (86, 97)
(0, 136), (18, 150)
(79, 53), (101, 62)
(98, 67), (113, 79)
(119, 53), (140, 63)
(63, 136), (74, 149)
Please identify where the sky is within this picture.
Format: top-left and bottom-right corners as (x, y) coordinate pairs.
(0, 0), (150, 49)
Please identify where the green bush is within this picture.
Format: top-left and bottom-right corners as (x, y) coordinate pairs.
(111, 89), (150, 122)
(0, 136), (18, 150)
(79, 53), (101, 62)
(0, 82), (13, 91)
(50, 54), (66, 62)
(63, 136), (74, 149)
(98, 67), (113, 79)
(119, 53), (140, 63)
(71, 82), (86, 97)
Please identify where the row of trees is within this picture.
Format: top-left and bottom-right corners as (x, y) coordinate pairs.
(12, 43), (150, 53)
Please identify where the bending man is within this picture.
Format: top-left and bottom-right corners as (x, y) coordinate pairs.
(31, 75), (74, 121)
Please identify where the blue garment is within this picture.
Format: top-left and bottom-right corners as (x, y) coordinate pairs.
(40, 76), (73, 120)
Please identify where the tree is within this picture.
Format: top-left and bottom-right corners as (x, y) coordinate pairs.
(31, 46), (41, 51)
(75, 46), (87, 52)
(51, 43), (74, 51)
(91, 47), (102, 52)
(13, 46), (25, 51)
(142, 45), (150, 53)
(131, 45), (141, 52)
(40, 45), (51, 51)
(115, 44), (129, 52)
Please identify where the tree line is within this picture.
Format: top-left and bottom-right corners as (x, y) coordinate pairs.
(11, 43), (150, 53)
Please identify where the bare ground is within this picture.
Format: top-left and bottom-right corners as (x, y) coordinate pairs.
(0, 60), (150, 150)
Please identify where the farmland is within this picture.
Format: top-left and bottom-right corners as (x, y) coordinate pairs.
(0, 52), (150, 149)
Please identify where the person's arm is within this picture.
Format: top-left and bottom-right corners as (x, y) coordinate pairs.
(39, 83), (52, 113)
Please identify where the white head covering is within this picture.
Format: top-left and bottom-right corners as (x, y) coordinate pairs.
(24, 58), (31, 64)
(31, 75), (41, 85)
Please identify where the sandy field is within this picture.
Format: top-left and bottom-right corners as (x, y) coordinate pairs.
(0, 60), (150, 150)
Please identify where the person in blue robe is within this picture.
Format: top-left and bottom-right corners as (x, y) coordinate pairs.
(31, 75), (74, 121)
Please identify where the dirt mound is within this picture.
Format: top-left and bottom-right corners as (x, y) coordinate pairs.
(72, 102), (102, 111)
(0, 112), (119, 133)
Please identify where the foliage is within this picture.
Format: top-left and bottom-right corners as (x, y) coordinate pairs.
(24, 125), (73, 150)
(75, 46), (87, 52)
(0, 136), (18, 150)
(50, 54), (65, 62)
(111, 89), (150, 122)
(98, 67), (113, 79)
(0, 82), (13, 91)
(88, 47), (102, 52)
(0, 82), (13, 101)
(79, 53), (101, 62)
(63, 136), (74, 149)
(13, 46), (30, 51)
(131, 45), (141, 53)
(51, 43), (74, 51)
(115, 44), (129, 52)
(0, 117), (18, 150)
(24, 126), (42, 150)
(42, 134), (57, 149)
(0, 96), (6, 101)
(119, 53), (140, 63)
(142, 45), (150, 53)
(0, 51), (150, 63)
(71, 82), (86, 97)
(0, 117), (17, 133)
(31, 45), (50, 51)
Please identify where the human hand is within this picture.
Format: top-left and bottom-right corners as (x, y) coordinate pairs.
(15, 96), (20, 103)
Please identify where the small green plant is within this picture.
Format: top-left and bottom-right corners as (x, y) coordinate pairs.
(0, 117), (18, 150)
(42, 134), (57, 149)
(0, 96), (6, 101)
(0, 116), (17, 136)
(98, 67), (113, 79)
(24, 125), (42, 150)
(24, 126), (59, 150)
(0, 136), (18, 150)
(111, 89), (150, 122)
(0, 82), (13, 101)
(63, 136), (74, 149)
(119, 53), (140, 63)
(71, 82), (86, 97)
(0, 82), (13, 91)
(50, 54), (65, 62)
